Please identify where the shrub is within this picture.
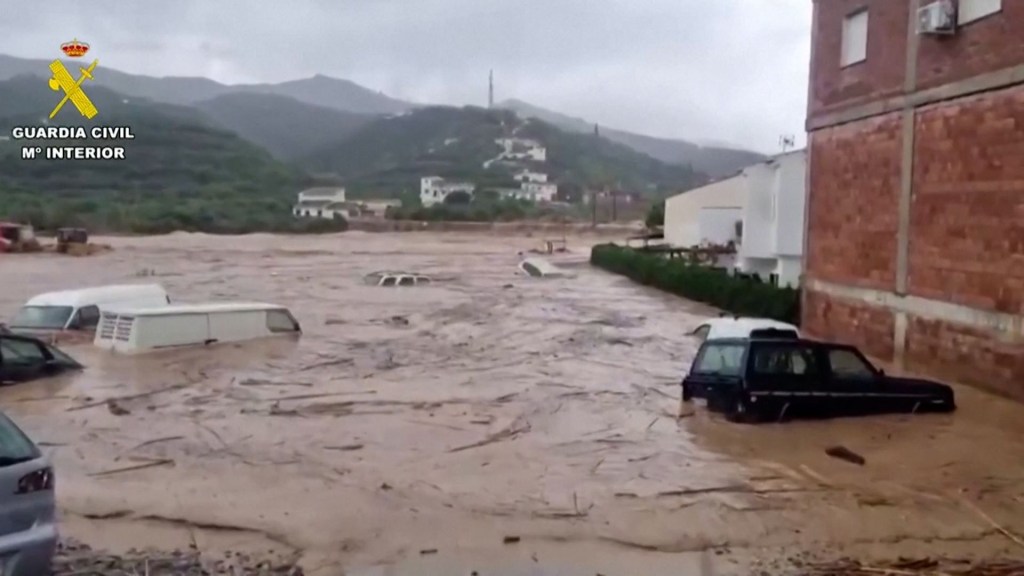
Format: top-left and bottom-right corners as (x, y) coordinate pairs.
(590, 243), (800, 324)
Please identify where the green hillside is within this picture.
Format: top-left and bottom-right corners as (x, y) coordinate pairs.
(298, 105), (707, 198)
(194, 92), (375, 160)
(0, 76), (335, 234)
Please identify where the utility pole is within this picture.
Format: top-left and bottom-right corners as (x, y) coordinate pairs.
(591, 189), (597, 227)
(488, 70), (494, 109)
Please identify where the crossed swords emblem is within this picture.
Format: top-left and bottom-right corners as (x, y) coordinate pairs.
(48, 59), (100, 119)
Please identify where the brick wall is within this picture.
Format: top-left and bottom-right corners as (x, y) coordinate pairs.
(916, 1), (1024, 90)
(802, 291), (896, 362)
(905, 316), (1024, 401)
(909, 85), (1024, 314)
(808, 0), (909, 118)
(806, 113), (902, 291)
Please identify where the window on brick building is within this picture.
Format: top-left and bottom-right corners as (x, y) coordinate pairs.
(958, 0), (1001, 25)
(841, 9), (869, 67)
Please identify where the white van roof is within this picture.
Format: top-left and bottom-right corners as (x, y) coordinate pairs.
(25, 284), (168, 308)
(694, 317), (800, 340)
(103, 302), (287, 317)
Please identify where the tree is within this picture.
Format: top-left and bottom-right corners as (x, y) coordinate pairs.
(444, 190), (473, 205)
(645, 200), (665, 229)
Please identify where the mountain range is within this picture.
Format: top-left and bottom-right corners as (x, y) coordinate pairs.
(0, 54), (763, 177)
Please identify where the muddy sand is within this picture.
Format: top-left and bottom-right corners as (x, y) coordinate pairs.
(2, 231), (1024, 576)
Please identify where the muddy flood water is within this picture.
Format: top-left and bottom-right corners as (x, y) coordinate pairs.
(3, 231), (1024, 575)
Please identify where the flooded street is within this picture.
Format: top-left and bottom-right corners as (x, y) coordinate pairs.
(3, 232), (1024, 576)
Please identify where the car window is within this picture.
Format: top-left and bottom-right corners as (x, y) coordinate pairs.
(266, 310), (299, 333)
(0, 413), (40, 465)
(829, 349), (875, 378)
(691, 324), (711, 341)
(75, 305), (101, 329)
(398, 276), (416, 286)
(380, 277), (397, 287)
(0, 338), (48, 366)
(752, 344), (820, 376)
(692, 343), (745, 376)
(11, 305), (73, 329)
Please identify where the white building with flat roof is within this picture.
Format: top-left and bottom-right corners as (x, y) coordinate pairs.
(420, 176), (476, 206)
(735, 149), (807, 288)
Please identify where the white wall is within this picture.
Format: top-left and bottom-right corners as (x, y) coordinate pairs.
(663, 175), (746, 248)
(738, 149), (806, 261)
(773, 151), (806, 257)
(736, 149), (807, 287)
(697, 207), (742, 246)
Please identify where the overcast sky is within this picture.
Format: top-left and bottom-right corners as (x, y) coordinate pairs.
(3, 0), (811, 154)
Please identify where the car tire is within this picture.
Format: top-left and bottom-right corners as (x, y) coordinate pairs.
(726, 396), (757, 424)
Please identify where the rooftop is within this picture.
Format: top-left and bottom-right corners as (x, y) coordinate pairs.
(103, 302), (288, 316)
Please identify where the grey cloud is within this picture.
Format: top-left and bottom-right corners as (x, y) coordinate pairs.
(1, 0), (811, 152)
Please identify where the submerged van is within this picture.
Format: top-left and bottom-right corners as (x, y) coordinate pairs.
(9, 284), (170, 333)
(93, 302), (301, 354)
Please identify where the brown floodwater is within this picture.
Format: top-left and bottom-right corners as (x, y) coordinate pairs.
(2, 231), (1024, 576)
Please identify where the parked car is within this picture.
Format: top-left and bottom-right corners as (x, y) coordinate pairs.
(681, 337), (956, 422)
(0, 410), (58, 575)
(1, 333), (83, 385)
(9, 284), (170, 334)
(94, 302), (302, 354)
(690, 316), (800, 342)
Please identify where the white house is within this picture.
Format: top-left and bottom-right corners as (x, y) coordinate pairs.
(420, 176), (476, 206)
(500, 181), (558, 203)
(521, 181), (557, 202)
(514, 171), (548, 183)
(292, 187), (348, 219)
(735, 149), (807, 288)
(663, 177), (745, 248)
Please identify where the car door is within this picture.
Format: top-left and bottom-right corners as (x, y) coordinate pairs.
(824, 347), (889, 415)
(0, 337), (53, 384)
(746, 341), (827, 419)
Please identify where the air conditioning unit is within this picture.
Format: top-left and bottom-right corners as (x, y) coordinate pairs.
(917, 0), (956, 35)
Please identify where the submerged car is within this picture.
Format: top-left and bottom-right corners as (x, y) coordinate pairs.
(94, 302), (302, 354)
(681, 337), (955, 422)
(518, 257), (571, 278)
(9, 284), (170, 334)
(363, 271), (433, 287)
(690, 316), (800, 342)
(0, 410), (58, 575)
(0, 334), (83, 385)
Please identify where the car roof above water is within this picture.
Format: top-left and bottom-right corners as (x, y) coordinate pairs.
(694, 317), (800, 340)
(25, 284), (167, 308)
(101, 302), (287, 317)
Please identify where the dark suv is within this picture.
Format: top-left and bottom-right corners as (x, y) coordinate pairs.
(681, 337), (956, 422)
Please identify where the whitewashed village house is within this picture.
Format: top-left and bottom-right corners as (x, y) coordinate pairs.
(292, 187), (348, 220)
(662, 149), (807, 287)
(420, 176), (476, 206)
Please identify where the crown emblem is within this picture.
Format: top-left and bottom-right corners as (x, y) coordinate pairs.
(61, 39), (90, 58)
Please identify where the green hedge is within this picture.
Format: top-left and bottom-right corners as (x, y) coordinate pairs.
(590, 243), (800, 324)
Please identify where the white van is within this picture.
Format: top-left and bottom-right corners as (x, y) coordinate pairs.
(9, 284), (170, 332)
(93, 302), (301, 354)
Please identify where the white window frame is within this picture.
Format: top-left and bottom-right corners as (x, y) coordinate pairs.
(841, 9), (869, 67)
(957, 0), (1001, 26)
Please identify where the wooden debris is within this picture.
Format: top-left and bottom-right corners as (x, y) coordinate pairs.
(323, 444), (364, 452)
(89, 459), (175, 477)
(825, 445), (866, 466)
(503, 535), (521, 544)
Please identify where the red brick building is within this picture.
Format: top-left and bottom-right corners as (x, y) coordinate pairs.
(803, 0), (1024, 399)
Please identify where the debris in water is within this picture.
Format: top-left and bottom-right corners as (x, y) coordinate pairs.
(107, 400), (130, 416)
(419, 548), (438, 555)
(89, 458), (175, 477)
(323, 444), (364, 452)
(503, 535), (521, 544)
(825, 446), (866, 466)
